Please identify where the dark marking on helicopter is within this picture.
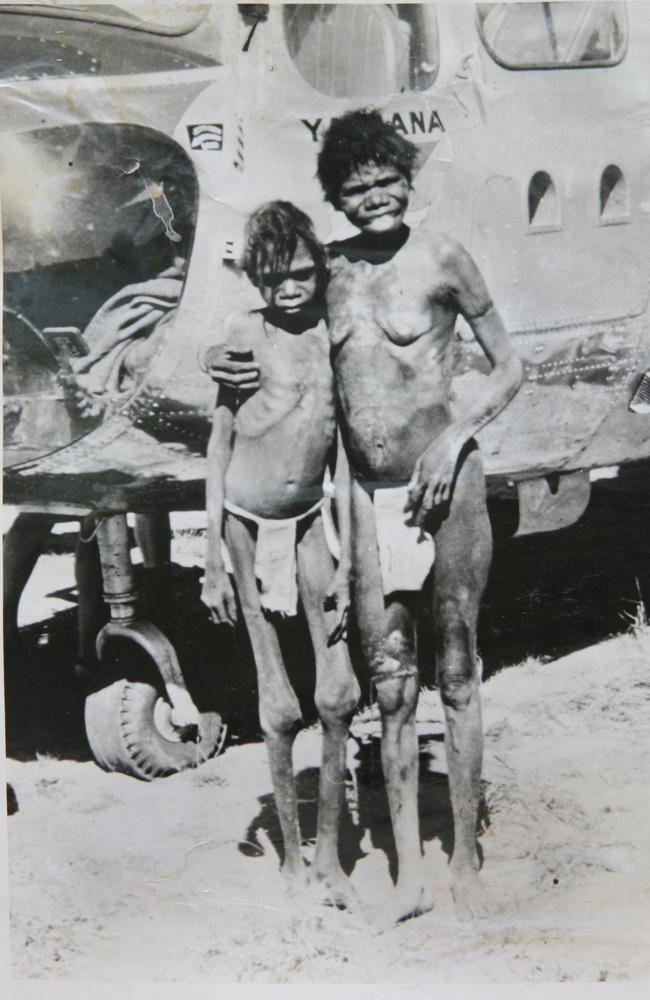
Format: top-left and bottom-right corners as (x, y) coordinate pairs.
(239, 4), (269, 52)
(302, 118), (322, 142)
(187, 123), (224, 152)
(148, 184), (182, 244)
(301, 110), (445, 143)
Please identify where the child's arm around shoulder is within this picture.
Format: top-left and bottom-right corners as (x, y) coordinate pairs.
(201, 381), (239, 627)
(203, 311), (262, 391)
(325, 429), (352, 646)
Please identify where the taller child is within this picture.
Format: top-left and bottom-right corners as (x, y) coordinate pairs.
(319, 110), (522, 921)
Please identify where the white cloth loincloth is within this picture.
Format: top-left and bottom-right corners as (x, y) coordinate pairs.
(224, 498), (324, 616)
(372, 486), (435, 595)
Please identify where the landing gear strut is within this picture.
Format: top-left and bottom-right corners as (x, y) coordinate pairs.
(84, 515), (225, 779)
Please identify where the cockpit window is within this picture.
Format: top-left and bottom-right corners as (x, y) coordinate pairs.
(283, 4), (439, 98)
(0, 4), (208, 36)
(1, 121), (197, 377)
(0, 5), (217, 81)
(477, 2), (626, 69)
(3, 123), (198, 465)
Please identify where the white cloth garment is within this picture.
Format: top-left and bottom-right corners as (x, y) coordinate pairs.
(372, 486), (435, 595)
(224, 498), (324, 616)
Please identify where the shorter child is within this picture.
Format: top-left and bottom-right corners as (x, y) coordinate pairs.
(202, 201), (359, 905)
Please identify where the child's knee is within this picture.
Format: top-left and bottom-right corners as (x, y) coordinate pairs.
(437, 649), (478, 710)
(370, 625), (418, 716)
(373, 658), (418, 716)
(259, 691), (303, 738)
(315, 671), (360, 723)
(435, 592), (480, 709)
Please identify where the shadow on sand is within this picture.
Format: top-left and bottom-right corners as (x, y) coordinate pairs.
(239, 733), (491, 884)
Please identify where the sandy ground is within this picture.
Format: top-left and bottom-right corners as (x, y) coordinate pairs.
(6, 626), (650, 983)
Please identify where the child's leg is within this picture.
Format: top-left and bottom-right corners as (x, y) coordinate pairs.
(296, 514), (360, 903)
(224, 514), (304, 880)
(3, 513), (57, 644)
(134, 511), (171, 567)
(75, 518), (105, 671)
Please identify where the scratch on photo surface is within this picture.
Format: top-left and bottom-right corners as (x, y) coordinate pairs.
(184, 839), (216, 858)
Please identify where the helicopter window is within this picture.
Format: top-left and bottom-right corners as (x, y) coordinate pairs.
(282, 4), (438, 98)
(599, 164), (629, 224)
(477, 2), (626, 69)
(528, 171), (561, 230)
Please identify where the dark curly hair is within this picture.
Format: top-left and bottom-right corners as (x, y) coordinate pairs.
(241, 200), (328, 292)
(317, 109), (419, 208)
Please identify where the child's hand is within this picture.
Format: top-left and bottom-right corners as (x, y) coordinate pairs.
(325, 564), (351, 646)
(405, 426), (464, 526)
(203, 345), (261, 390)
(201, 566), (238, 626)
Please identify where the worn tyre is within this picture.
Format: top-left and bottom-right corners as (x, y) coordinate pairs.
(84, 680), (226, 780)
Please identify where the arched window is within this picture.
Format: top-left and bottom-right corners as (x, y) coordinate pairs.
(528, 171), (561, 230)
(599, 164), (629, 224)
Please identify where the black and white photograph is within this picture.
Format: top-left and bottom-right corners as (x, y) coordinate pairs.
(2, 0), (650, 989)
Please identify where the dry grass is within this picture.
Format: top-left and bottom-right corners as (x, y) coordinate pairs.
(621, 580), (650, 656)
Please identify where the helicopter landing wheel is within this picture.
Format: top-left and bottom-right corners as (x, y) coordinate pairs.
(84, 679), (227, 781)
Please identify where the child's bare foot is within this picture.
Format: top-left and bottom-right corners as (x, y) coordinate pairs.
(311, 864), (359, 911)
(281, 861), (309, 901)
(450, 864), (497, 920)
(369, 876), (434, 932)
(394, 876), (434, 924)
